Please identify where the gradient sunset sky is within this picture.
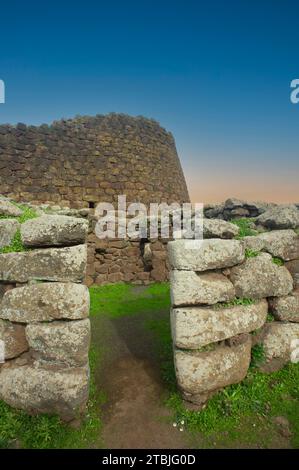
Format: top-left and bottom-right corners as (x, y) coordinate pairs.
(0, 0), (298, 203)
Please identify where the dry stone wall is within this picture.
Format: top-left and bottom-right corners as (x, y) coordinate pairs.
(0, 113), (190, 286)
(0, 113), (190, 208)
(168, 227), (299, 407)
(0, 199), (90, 421)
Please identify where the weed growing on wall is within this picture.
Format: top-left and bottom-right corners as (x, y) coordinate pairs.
(245, 248), (260, 258)
(250, 344), (266, 369)
(232, 218), (258, 238)
(213, 298), (255, 309)
(0, 204), (38, 254)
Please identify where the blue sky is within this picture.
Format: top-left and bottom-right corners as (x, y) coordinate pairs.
(0, 0), (298, 202)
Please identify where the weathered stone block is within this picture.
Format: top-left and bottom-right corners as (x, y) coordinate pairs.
(0, 320), (28, 359)
(285, 259), (299, 286)
(171, 299), (268, 348)
(168, 239), (244, 271)
(0, 282), (90, 322)
(26, 319), (90, 367)
(21, 215), (89, 247)
(0, 244), (87, 283)
(170, 270), (235, 306)
(0, 220), (20, 249)
(269, 289), (299, 322)
(0, 198), (22, 217)
(0, 364), (89, 420)
(243, 230), (299, 261)
(174, 338), (251, 404)
(230, 253), (294, 299)
(256, 205), (299, 229)
(202, 219), (239, 239)
(259, 322), (299, 372)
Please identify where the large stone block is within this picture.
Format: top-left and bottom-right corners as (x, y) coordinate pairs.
(26, 319), (90, 367)
(174, 338), (251, 404)
(243, 230), (299, 261)
(256, 205), (299, 230)
(285, 259), (299, 287)
(0, 198), (22, 217)
(171, 299), (268, 348)
(0, 364), (89, 420)
(259, 322), (299, 372)
(0, 244), (87, 283)
(170, 270), (235, 306)
(21, 215), (89, 247)
(230, 253), (294, 299)
(0, 283), (90, 322)
(0, 220), (20, 249)
(167, 239), (245, 271)
(0, 320), (28, 359)
(202, 219), (239, 239)
(268, 289), (299, 322)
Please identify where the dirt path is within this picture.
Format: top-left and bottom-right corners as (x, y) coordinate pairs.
(91, 310), (189, 449)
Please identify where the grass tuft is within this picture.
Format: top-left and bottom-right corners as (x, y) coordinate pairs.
(245, 248), (260, 258)
(214, 298), (255, 309)
(232, 218), (258, 238)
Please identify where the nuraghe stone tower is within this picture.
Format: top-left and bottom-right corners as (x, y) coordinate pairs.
(0, 113), (190, 285)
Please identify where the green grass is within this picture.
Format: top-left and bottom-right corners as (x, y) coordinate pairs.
(89, 282), (299, 448)
(250, 344), (266, 369)
(214, 298), (255, 309)
(166, 363), (299, 447)
(245, 248), (260, 258)
(0, 229), (29, 254)
(2, 282), (298, 448)
(0, 203), (37, 224)
(125, 283), (299, 448)
(89, 282), (171, 318)
(231, 218), (258, 238)
(272, 257), (284, 266)
(0, 346), (103, 449)
(0, 204), (38, 254)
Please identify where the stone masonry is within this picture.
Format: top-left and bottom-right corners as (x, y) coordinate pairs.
(0, 113), (190, 286)
(168, 226), (299, 407)
(0, 114), (190, 208)
(0, 201), (90, 421)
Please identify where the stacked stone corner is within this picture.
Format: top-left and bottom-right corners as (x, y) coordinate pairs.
(0, 209), (90, 422)
(168, 228), (299, 407)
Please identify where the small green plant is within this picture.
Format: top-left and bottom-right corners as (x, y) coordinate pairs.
(0, 229), (29, 254)
(251, 327), (262, 336)
(0, 204), (37, 224)
(232, 218), (258, 238)
(214, 298), (255, 309)
(267, 313), (275, 322)
(250, 344), (265, 368)
(0, 203), (38, 254)
(272, 257), (284, 266)
(245, 248), (260, 258)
